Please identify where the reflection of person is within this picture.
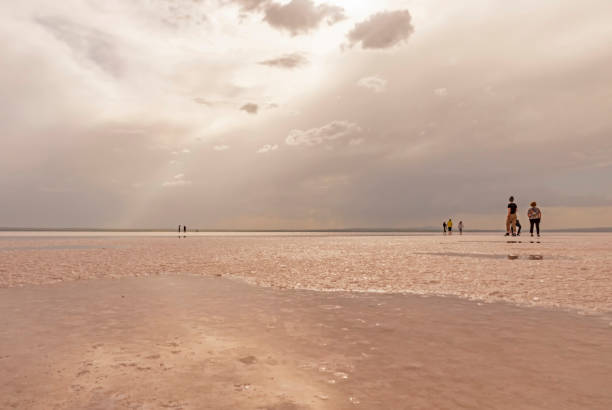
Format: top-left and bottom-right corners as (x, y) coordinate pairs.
(447, 218), (453, 235)
(528, 202), (542, 237)
(505, 196), (517, 236)
(443, 221), (447, 234)
(458, 221), (464, 235)
(515, 219), (522, 236)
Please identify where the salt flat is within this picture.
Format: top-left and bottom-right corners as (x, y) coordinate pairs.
(1, 233), (611, 313)
(1, 275), (611, 409)
(1, 233), (611, 409)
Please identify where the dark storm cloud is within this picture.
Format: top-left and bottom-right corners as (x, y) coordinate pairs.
(258, 53), (308, 69)
(347, 10), (414, 49)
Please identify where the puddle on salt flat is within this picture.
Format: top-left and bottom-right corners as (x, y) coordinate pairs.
(417, 252), (548, 260)
(1, 275), (610, 410)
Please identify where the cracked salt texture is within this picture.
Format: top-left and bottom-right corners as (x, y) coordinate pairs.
(0, 233), (610, 313)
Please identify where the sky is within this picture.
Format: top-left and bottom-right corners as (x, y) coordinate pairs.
(1, 0), (611, 229)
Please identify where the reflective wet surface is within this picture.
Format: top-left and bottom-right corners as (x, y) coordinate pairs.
(1, 275), (611, 409)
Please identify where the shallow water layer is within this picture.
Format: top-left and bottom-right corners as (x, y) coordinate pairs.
(1, 275), (611, 409)
(0, 233), (611, 313)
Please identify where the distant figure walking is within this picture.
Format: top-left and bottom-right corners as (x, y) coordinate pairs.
(458, 221), (464, 235)
(516, 219), (522, 236)
(506, 196), (518, 236)
(447, 218), (453, 235)
(443, 221), (447, 234)
(183, 225), (187, 233)
(528, 202), (542, 237)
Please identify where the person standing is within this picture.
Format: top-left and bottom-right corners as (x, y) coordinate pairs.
(183, 225), (187, 234)
(447, 218), (453, 235)
(516, 219), (522, 236)
(443, 221), (447, 234)
(458, 221), (464, 235)
(506, 196), (518, 236)
(178, 225), (181, 233)
(528, 202), (542, 237)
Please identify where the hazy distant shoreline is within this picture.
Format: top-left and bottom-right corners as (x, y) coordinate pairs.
(1, 227), (612, 233)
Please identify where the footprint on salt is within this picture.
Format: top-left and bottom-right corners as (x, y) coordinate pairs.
(238, 355), (257, 365)
(507, 255), (519, 260)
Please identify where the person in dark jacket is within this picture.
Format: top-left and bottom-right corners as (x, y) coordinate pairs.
(505, 196), (518, 236)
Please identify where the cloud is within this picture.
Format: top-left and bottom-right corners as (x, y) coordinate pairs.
(35, 16), (123, 76)
(162, 173), (192, 187)
(357, 75), (387, 93)
(286, 120), (361, 146)
(240, 103), (259, 114)
(347, 10), (414, 49)
(259, 53), (308, 69)
(349, 138), (365, 146)
(264, 0), (346, 35)
(229, 0), (268, 12)
(213, 145), (230, 151)
(193, 97), (212, 106)
(434, 87), (448, 97)
(257, 144), (279, 153)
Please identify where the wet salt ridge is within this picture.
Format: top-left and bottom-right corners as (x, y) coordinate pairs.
(1, 233), (611, 313)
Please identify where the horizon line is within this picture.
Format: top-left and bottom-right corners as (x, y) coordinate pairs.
(2, 227), (612, 233)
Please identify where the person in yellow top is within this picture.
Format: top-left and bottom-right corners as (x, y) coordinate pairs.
(447, 218), (453, 235)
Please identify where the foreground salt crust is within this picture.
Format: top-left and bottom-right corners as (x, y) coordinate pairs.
(1, 233), (611, 313)
(2, 275), (611, 409)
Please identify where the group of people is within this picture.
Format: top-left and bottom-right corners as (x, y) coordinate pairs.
(506, 196), (542, 237)
(440, 196), (542, 237)
(442, 218), (464, 235)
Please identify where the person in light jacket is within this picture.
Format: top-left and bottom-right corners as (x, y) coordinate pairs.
(527, 202), (542, 237)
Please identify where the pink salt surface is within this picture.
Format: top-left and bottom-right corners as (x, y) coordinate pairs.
(1, 233), (611, 313)
(1, 275), (611, 409)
